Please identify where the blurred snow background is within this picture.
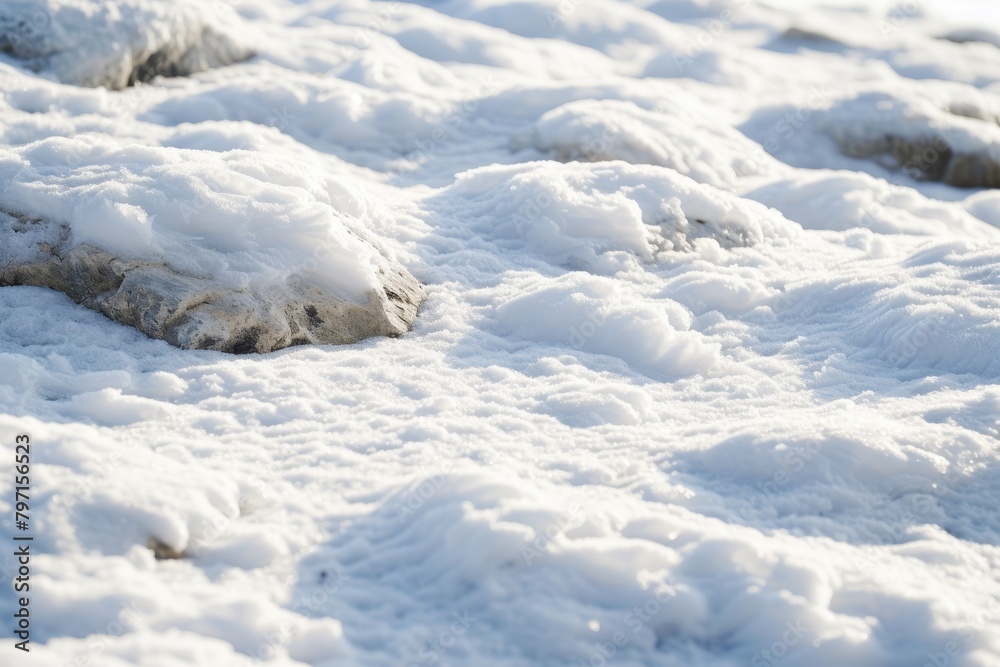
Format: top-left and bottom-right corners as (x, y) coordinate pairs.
(770, 0), (999, 23)
(1, 0), (1000, 666)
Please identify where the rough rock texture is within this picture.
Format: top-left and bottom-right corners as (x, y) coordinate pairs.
(832, 132), (1000, 188)
(0, 210), (424, 353)
(0, 0), (252, 89)
(821, 92), (1000, 189)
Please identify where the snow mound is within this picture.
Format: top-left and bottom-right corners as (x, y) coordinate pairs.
(820, 90), (1000, 188)
(445, 161), (799, 274)
(491, 272), (723, 379)
(524, 98), (775, 188)
(0, 137), (424, 352)
(0, 0), (252, 90)
(964, 188), (1000, 228)
(748, 170), (1000, 238)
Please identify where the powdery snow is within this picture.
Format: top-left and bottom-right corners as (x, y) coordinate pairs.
(1, 1), (1000, 666)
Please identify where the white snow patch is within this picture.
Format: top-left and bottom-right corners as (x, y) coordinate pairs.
(447, 161), (799, 274)
(525, 98), (776, 188)
(1, 136), (383, 299)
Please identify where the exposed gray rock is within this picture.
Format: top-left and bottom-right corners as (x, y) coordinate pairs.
(821, 93), (1000, 189)
(940, 28), (1000, 49)
(780, 27), (844, 46)
(0, 210), (424, 354)
(832, 132), (1000, 188)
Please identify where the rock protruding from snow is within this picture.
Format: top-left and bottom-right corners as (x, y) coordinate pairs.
(0, 232), (422, 353)
(0, 0), (252, 90)
(0, 139), (423, 353)
(821, 91), (1000, 188)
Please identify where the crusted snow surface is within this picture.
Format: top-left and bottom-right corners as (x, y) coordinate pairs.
(1, 1), (1000, 666)
(0, 0), (253, 89)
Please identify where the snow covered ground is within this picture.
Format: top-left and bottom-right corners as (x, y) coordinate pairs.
(1, 0), (1000, 665)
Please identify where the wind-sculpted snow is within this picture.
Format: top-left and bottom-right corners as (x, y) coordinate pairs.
(1, 0), (1000, 666)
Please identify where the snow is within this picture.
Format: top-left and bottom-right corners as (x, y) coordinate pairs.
(0, 136), (385, 299)
(2, 0), (1000, 666)
(0, 0), (252, 90)
(526, 98), (776, 187)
